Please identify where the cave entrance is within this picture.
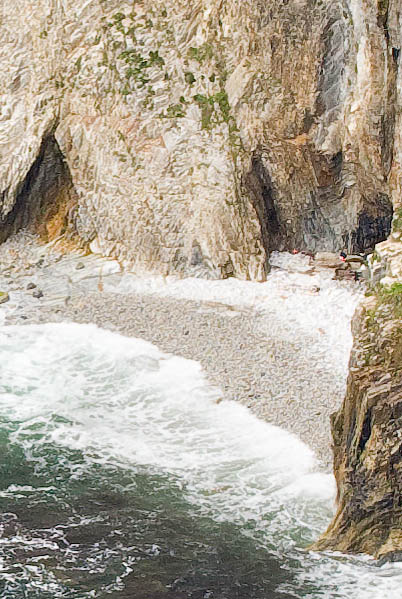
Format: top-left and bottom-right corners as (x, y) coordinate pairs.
(346, 194), (393, 254)
(245, 154), (394, 260)
(244, 156), (282, 261)
(0, 135), (78, 246)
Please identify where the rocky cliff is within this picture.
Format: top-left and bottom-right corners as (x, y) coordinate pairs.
(0, 0), (399, 278)
(1, 0), (402, 558)
(313, 230), (402, 558)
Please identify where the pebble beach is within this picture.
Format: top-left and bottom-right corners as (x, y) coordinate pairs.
(0, 232), (362, 469)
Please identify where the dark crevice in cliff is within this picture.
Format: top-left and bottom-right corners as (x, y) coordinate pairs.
(346, 196), (393, 253)
(357, 409), (372, 456)
(245, 150), (392, 256)
(245, 157), (282, 257)
(377, 0), (390, 36)
(0, 135), (78, 245)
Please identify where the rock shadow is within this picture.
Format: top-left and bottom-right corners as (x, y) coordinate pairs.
(0, 134), (78, 244)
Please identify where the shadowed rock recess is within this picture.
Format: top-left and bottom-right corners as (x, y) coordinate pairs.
(0, 135), (78, 244)
(0, 0), (402, 557)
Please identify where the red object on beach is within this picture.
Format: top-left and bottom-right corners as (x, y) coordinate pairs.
(292, 249), (299, 254)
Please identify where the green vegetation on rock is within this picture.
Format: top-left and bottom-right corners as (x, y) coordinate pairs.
(187, 44), (214, 64)
(377, 282), (402, 318)
(392, 207), (402, 232)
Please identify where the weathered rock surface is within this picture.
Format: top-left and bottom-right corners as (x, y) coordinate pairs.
(0, 0), (399, 279)
(314, 198), (402, 558)
(313, 282), (402, 558)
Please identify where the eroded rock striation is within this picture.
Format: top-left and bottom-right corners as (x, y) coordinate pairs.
(1, 0), (402, 558)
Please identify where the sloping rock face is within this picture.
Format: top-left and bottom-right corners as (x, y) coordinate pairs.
(314, 281), (402, 558)
(0, 0), (397, 278)
(312, 0), (402, 557)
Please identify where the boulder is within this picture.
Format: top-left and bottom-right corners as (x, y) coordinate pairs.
(315, 252), (343, 269)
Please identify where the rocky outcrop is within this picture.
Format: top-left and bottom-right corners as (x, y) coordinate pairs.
(314, 203), (402, 557)
(313, 278), (402, 558)
(0, 0), (398, 278)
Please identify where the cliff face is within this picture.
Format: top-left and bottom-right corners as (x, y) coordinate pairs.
(0, 0), (398, 278)
(1, 0), (402, 558)
(314, 262), (402, 558)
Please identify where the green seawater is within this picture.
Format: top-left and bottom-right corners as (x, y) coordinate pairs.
(0, 323), (401, 599)
(0, 426), (304, 599)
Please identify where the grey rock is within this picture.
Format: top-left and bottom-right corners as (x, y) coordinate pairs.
(315, 252), (342, 269)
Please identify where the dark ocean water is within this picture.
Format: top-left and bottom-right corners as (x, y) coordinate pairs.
(0, 323), (400, 598)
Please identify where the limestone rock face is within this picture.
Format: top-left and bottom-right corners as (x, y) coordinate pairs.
(0, 0), (398, 278)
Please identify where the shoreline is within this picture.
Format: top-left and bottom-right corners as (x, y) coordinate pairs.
(0, 234), (361, 470)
